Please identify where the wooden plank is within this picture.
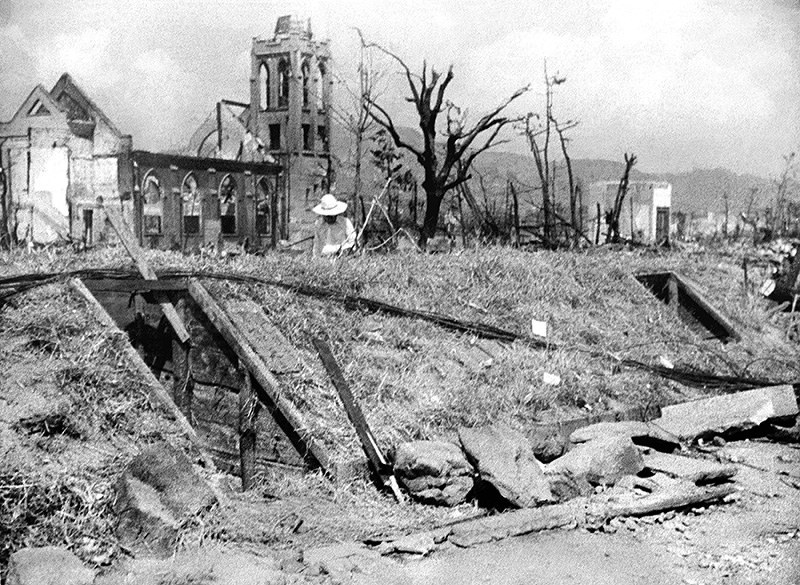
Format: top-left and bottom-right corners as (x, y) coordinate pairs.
(187, 278), (331, 473)
(101, 201), (190, 343)
(672, 272), (741, 341)
(223, 299), (301, 374)
(312, 337), (405, 503)
(69, 278), (216, 472)
(239, 369), (257, 490)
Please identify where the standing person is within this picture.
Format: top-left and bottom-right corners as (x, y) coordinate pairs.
(312, 193), (356, 257)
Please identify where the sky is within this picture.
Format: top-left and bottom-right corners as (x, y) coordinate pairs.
(1, 0), (798, 178)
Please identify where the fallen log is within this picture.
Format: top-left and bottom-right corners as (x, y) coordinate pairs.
(590, 481), (736, 519)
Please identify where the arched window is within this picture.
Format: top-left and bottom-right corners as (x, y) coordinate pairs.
(141, 171), (163, 235)
(259, 62), (269, 110)
(181, 173), (202, 235)
(316, 61), (326, 110)
(218, 174), (237, 235)
(277, 58), (290, 107)
(256, 177), (273, 236)
(301, 58), (310, 107)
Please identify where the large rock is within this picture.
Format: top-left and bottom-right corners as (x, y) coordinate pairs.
(114, 444), (217, 557)
(546, 435), (644, 486)
(125, 444), (216, 516)
(569, 421), (680, 451)
(114, 475), (180, 557)
(393, 441), (474, 506)
(652, 385), (798, 441)
(458, 424), (553, 508)
(6, 546), (94, 585)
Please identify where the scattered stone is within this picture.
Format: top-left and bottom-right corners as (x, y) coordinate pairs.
(643, 451), (738, 485)
(114, 444), (217, 557)
(6, 546), (95, 585)
(651, 385), (798, 441)
(378, 533), (436, 556)
(458, 424), (553, 507)
(125, 443), (217, 516)
(546, 469), (594, 502)
(569, 421), (680, 452)
(526, 427), (568, 462)
(546, 436), (644, 486)
(114, 475), (180, 557)
(393, 441), (474, 506)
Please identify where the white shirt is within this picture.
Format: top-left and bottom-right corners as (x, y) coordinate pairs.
(312, 215), (356, 257)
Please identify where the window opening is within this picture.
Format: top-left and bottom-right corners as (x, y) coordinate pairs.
(181, 173), (202, 235)
(277, 58), (290, 107)
(142, 172), (163, 235)
(218, 174), (237, 235)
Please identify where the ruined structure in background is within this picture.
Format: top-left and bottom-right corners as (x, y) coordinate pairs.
(186, 15), (333, 239)
(586, 181), (672, 244)
(130, 151), (282, 252)
(0, 73), (133, 245)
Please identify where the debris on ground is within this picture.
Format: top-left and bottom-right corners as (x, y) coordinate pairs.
(6, 546), (95, 585)
(652, 384), (799, 441)
(114, 443), (217, 557)
(458, 423), (553, 508)
(393, 441), (474, 506)
(569, 420), (680, 452)
(643, 451), (738, 485)
(545, 435), (644, 486)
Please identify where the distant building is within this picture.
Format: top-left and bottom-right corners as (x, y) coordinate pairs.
(186, 15), (333, 239)
(585, 181), (672, 244)
(0, 73), (133, 245)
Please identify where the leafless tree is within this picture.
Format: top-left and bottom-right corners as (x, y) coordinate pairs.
(360, 37), (527, 248)
(330, 29), (388, 230)
(771, 151), (798, 236)
(523, 62), (578, 247)
(605, 152), (637, 243)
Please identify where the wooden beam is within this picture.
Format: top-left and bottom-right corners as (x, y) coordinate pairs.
(187, 278), (331, 473)
(69, 278), (216, 472)
(672, 272), (741, 341)
(100, 201), (191, 343)
(312, 337), (405, 503)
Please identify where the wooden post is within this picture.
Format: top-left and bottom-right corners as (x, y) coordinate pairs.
(311, 337), (405, 503)
(668, 274), (679, 308)
(239, 368), (257, 490)
(100, 200), (191, 343)
(172, 337), (192, 417)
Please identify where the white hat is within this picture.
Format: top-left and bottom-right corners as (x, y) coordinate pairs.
(313, 193), (347, 216)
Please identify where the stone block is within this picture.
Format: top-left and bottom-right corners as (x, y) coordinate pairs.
(546, 435), (644, 486)
(394, 440), (474, 506)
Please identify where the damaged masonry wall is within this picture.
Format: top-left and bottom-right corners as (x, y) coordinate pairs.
(0, 73), (133, 246)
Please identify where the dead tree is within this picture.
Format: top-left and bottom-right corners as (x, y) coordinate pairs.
(771, 151), (798, 237)
(361, 38), (527, 248)
(605, 152), (637, 243)
(523, 63), (577, 248)
(331, 29), (387, 230)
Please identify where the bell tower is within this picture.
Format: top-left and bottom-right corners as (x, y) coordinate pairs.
(249, 15), (332, 238)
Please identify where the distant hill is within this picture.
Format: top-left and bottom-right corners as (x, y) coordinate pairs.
(330, 122), (775, 218)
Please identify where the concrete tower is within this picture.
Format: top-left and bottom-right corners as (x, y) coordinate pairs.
(249, 15), (332, 238)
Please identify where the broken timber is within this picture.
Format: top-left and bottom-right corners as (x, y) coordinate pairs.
(187, 279), (331, 473)
(101, 201), (190, 343)
(69, 277), (216, 471)
(312, 337), (406, 503)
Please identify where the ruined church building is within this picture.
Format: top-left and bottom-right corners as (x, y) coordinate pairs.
(0, 15), (330, 250)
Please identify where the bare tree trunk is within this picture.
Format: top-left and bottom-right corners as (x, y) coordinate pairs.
(420, 190), (445, 247)
(605, 152), (637, 243)
(509, 180), (521, 247)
